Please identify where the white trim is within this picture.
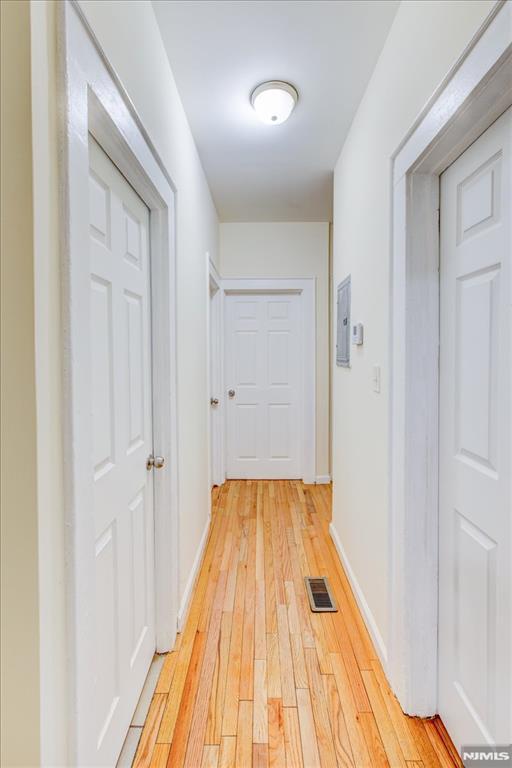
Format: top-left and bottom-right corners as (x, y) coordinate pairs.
(389, 1), (512, 717)
(177, 516), (211, 631)
(393, 1), (511, 184)
(315, 475), (332, 485)
(329, 522), (387, 665)
(206, 253), (212, 513)
(209, 256), (222, 291)
(222, 277), (316, 484)
(60, 3), (179, 762)
(207, 257), (226, 489)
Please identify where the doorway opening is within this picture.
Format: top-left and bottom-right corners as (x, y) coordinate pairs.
(62, 5), (179, 763)
(208, 258), (224, 489)
(388, 2), (512, 733)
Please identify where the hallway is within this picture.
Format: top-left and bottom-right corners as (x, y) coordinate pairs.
(2, 2), (512, 764)
(132, 482), (460, 767)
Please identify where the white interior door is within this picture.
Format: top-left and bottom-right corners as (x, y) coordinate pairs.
(439, 108), (511, 749)
(225, 292), (302, 479)
(89, 137), (156, 765)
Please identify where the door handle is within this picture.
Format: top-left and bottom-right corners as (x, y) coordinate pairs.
(228, 389), (235, 398)
(146, 454), (165, 470)
(210, 397), (219, 406)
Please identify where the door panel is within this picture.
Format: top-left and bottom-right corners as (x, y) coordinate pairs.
(89, 137), (155, 765)
(225, 293), (301, 479)
(455, 267), (500, 470)
(268, 403), (291, 458)
(453, 512), (497, 725)
(236, 330), (258, 384)
(90, 276), (115, 476)
(439, 108), (511, 749)
(129, 488), (149, 664)
(95, 523), (119, 748)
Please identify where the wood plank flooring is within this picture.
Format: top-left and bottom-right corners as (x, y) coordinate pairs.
(133, 481), (461, 768)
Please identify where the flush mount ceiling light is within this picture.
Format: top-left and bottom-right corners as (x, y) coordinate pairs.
(250, 81), (298, 125)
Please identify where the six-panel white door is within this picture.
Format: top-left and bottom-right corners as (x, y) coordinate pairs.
(225, 293), (302, 479)
(89, 137), (156, 765)
(439, 108), (511, 749)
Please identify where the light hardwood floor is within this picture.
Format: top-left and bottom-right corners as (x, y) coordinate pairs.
(133, 481), (461, 767)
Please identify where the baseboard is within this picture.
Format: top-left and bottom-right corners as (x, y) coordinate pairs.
(329, 522), (388, 665)
(177, 515), (211, 631)
(315, 475), (331, 484)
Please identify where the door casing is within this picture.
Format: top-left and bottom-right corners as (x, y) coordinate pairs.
(60, 3), (179, 763)
(388, 0), (512, 717)
(207, 257), (225, 490)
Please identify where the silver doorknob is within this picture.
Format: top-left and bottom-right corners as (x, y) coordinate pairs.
(228, 389), (235, 398)
(146, 454), (165, 470)
(210, 397), (219, 406)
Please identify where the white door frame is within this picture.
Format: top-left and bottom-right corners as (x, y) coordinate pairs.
(222, 277), (316, 484)
(207, 256), (225, 489)
(388, 1), (512, 716)
(60, 3), (179, 762)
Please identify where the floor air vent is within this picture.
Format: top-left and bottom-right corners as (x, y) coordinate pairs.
(304, 577), (337, 612)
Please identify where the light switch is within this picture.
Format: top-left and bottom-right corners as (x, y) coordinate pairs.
(372, 365), (381, 393)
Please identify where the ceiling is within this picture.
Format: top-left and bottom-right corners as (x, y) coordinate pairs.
(153, 0), (399, 222)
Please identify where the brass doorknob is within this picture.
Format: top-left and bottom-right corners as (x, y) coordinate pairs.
(146, 455), (165, 470)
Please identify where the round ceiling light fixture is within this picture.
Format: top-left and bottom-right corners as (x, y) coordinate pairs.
(250, 81), (298, 125)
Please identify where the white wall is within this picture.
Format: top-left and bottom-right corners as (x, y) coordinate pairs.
(25, 1), (219, 764)
(1, 3), (41, 766)
(331, 0), (496, 658)
(220, 222), (330, 480)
